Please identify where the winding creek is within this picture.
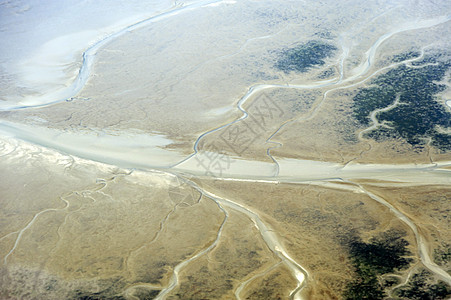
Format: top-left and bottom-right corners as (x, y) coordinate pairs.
(1, 1), (451, 299)
(0, 0), (224, 111)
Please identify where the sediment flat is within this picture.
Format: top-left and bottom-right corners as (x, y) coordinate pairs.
(1, 0), (451, 299)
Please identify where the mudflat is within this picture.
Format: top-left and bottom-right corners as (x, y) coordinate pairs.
(1, 0), (451, 299)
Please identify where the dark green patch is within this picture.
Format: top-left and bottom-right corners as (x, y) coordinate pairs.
(434, 243), (451, 265)
(365, 126), (401, 141)
(381, 275), (401, 288)
(343, 265), (385, 300)
(392, 51), (421, 63)
(70, 279), (127, 300)
(342, 230), (412, 300)
(352, 54), (451, 150)
(432, 133), (451, 151)
(410, 53), (445, 66)
(72, 291), (126, 300)
(274, 40), (337, 73)
(130, 288), (160, 300)
(314, 31), (335, 40)
(348, 230), (412, 274)
(317, 67), (336, 79)
(393, 269), (451, 300)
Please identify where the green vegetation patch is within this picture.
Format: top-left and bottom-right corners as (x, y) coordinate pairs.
(393, 269), (451, 300)
(391, 51), (421, 63)
(317, 66), (336, 79)
(274, 40), (337, 73)
(342, 230), (412, 300)
(352, 53), (451, 150)
(434, 242), (451, 266)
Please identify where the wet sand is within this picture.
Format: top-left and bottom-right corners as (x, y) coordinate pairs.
(1, 0), (451, 299)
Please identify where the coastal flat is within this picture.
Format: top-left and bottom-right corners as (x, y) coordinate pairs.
(1, 0), (451, 299)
